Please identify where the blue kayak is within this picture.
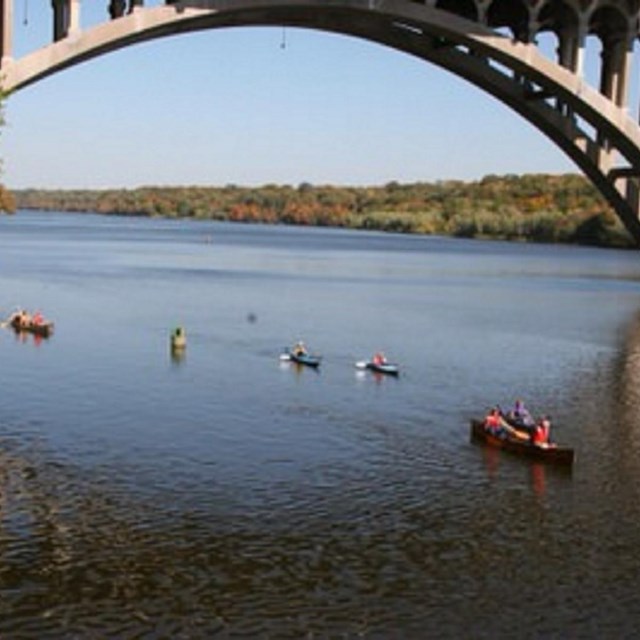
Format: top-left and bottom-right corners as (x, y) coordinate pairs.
(289, 351), (322, 368)
(281, 349), (322, 368)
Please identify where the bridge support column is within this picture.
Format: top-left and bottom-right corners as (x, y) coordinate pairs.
(109, 0), (126, 19)
(609, 39), (631, 110)
(610, 169), (640, 227)
(52, 0), (70, 41)
(573, 17), (588, 79)
(600, 40), (627, 107)
(1, 0), (12, 68)
(476, 0), (490, 25)
(615, 39), (634, 111)
(557, 26), (580, 72)
(626, 179), (640, 218)
(69, 0), (80, 33)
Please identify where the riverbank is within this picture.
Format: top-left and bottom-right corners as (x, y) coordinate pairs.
(12, 173), (634, 248)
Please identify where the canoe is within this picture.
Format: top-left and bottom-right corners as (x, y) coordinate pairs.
(290, 351), (321, 368)
(281, 350), (322, 368)
(470, 419), (575, 466)
(356, 360), (399, 376)
(10, 316), (54, 337)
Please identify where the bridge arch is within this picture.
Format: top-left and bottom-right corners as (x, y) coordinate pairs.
(2, 0), (640, 244)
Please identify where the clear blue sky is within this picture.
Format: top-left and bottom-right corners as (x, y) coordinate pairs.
(1, 3), (626, 190)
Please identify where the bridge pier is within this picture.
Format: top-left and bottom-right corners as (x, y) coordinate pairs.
(626, 179), (640, 218)
(600, 40), (628, 109)
(109, 0), (126, 19)
(52, 0), (70, 42)
(69, 0), (80, 33)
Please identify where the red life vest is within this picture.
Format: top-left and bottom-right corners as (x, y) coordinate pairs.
(485, 413), (501, 428)
(533, 425), (547, 444)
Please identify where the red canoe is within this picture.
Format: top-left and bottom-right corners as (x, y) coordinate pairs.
(470, 419), (575, 466)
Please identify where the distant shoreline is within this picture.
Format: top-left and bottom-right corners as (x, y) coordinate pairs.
(11, 173), (635, 249)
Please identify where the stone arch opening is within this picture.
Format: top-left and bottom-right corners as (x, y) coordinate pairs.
(536, 0), (580, 70)
(487, 0), (530, 41)
(589, 5), (628, 45)
(588, 5), (629, 102)
(535, 30), (561, 65)
(625, 0), (639, 14)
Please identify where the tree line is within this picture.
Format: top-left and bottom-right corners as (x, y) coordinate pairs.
(11, 173), (634, 248)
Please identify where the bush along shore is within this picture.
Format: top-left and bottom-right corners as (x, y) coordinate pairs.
(12, 173), (635, 248)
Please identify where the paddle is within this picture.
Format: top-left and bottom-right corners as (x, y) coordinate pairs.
(0, 309), (17, 329)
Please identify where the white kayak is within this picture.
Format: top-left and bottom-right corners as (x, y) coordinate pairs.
(355, 360), (400, 376)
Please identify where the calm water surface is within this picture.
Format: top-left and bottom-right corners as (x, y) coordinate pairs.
(2, 211), (640, 637)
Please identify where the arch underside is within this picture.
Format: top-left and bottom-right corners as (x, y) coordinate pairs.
(4, 0), (640, 243)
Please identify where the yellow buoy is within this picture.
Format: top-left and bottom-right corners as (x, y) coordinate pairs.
(171, 326), (186, 350)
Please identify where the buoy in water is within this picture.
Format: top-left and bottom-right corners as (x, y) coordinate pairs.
(171, 326), (186, 350)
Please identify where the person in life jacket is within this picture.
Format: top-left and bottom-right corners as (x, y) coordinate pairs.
(292, 341), (307, 357)
(511, 399), (535, 428)
(484, 407), (505, 435)
(372, 352), (386, 366)
(533, 416), (552, 446)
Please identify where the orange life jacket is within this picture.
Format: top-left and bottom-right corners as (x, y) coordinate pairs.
(485, 413), (501, 428)
(533, 425), (547, 444)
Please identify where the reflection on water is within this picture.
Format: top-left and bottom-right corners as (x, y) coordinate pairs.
(170, 346), (186, 365)
(617, 311), (640, 451)
(471, 431), (573, 502)
(2, 213), (640, 636)
(530, 462), (546, 499)
(10, 329), (49, 347)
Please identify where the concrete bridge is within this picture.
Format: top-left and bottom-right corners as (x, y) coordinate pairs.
(2, 0), (640, 244)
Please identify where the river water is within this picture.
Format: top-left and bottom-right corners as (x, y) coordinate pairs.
(2, 211), (640, 637)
